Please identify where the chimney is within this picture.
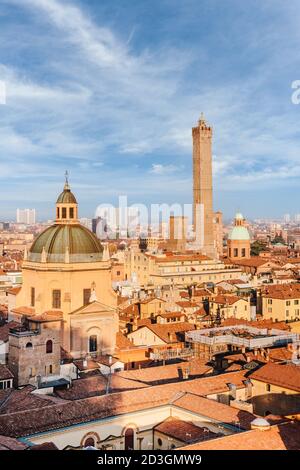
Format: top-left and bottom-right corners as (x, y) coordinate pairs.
(36, 374), (42, 388)
(228, 383), (237, 401)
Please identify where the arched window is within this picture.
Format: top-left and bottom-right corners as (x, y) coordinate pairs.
(89, 335), (97, 353)
(124, 428), (134, 451)
(26, 342), (33, 349)
(84, 437), (95, 448)
(46, 340), (53, 354)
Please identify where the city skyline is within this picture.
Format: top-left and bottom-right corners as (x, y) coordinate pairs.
(1, 0), (300, 219)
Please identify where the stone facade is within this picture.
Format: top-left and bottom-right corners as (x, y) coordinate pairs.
(8, 320), (61, 387)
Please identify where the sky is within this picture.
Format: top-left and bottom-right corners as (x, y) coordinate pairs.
(1, 0), (300, 221)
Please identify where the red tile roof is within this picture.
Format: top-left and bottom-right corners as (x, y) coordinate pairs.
(173, 393), (254, 430)
(212, 295), (245, 305)
(116, 359), (212, 385)
(154, 417), (219, 443)
(0, 370), (249, 438)
(262, 283), (300, 300)
(0, 365), (13, 381)
(250, 362), (300, 392)
(115, 332), (136, 350)
(55, 374), (149, 400)
(0, 321), (19, 343)
(137, 322), (195, 343)
(29, 442), (59, 450)
(0, 435), (28, 450)
(0, 386), (62, 415)
(179, 422), (300, 450)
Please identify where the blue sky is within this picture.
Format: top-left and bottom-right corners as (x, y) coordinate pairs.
(0, 0), (300, 221)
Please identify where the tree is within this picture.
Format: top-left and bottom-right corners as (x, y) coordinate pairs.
(271, 235), (285, 245)
(250, 240), (268, 256)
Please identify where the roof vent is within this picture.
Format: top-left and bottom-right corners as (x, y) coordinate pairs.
(250, 417), (271, 431)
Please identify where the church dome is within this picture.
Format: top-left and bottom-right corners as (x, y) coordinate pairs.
(228, 212), (250, 241)
(28, 224), (103, 263)
(228, 226), (250, 241)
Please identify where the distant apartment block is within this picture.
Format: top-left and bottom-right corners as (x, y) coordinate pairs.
(16, 208), (36, 225)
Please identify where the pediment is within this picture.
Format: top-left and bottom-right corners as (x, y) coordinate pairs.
(70, 301), (117, 316)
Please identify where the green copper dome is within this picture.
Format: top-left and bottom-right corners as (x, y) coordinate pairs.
(228, 226), (250, 241)
(28, 224), (103, 263)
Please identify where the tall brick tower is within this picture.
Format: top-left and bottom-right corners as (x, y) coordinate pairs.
(192, 114), (215, 258)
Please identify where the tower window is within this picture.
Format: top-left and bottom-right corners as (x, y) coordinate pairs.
(234, 248), (238, 257)
(26, 342), (33, 349)
(89, 335), (97, 353)
(242, 248), (246, 257)
(46, 340), (53, 354)
(57, 207), (60, 219)
(69, 207), (74, 219)
(30, 287), (35, 307)
(62, 207), (67, 218)
(83, 289), (91, 306)
(52, 290), (61, 309)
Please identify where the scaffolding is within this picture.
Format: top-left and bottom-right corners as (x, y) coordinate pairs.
(185, 325), (299, 350)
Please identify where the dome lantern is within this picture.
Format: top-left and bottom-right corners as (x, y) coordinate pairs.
(56, 171), (78, 224)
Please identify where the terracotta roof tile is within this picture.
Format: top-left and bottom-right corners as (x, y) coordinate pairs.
(55, 374), (149, 400)
(0, 365), (14, 381)
(116, 359), (212, 385)
(0, 321), (19, 343)
(0, 370), (249, 438)
(136, 322), (195, 343)
(212, 295), (245, 305)
(250, 362), (300, 392)
(115, 331), (135, 349)
(0, 435), (28, 450)
(173, 393), (255, 430)
(154, 417), (219, 443)
(0, 386), (62, 415)
(262, 283), (300, 300)
(29, 442), (59, 450)
(179, 422), (300, 450)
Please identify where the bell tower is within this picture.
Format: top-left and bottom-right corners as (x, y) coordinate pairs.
(192, 114), (215, 258)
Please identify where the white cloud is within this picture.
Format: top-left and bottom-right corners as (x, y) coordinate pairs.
(150, 164), (182, 175)
(1, 0), (300, 216)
